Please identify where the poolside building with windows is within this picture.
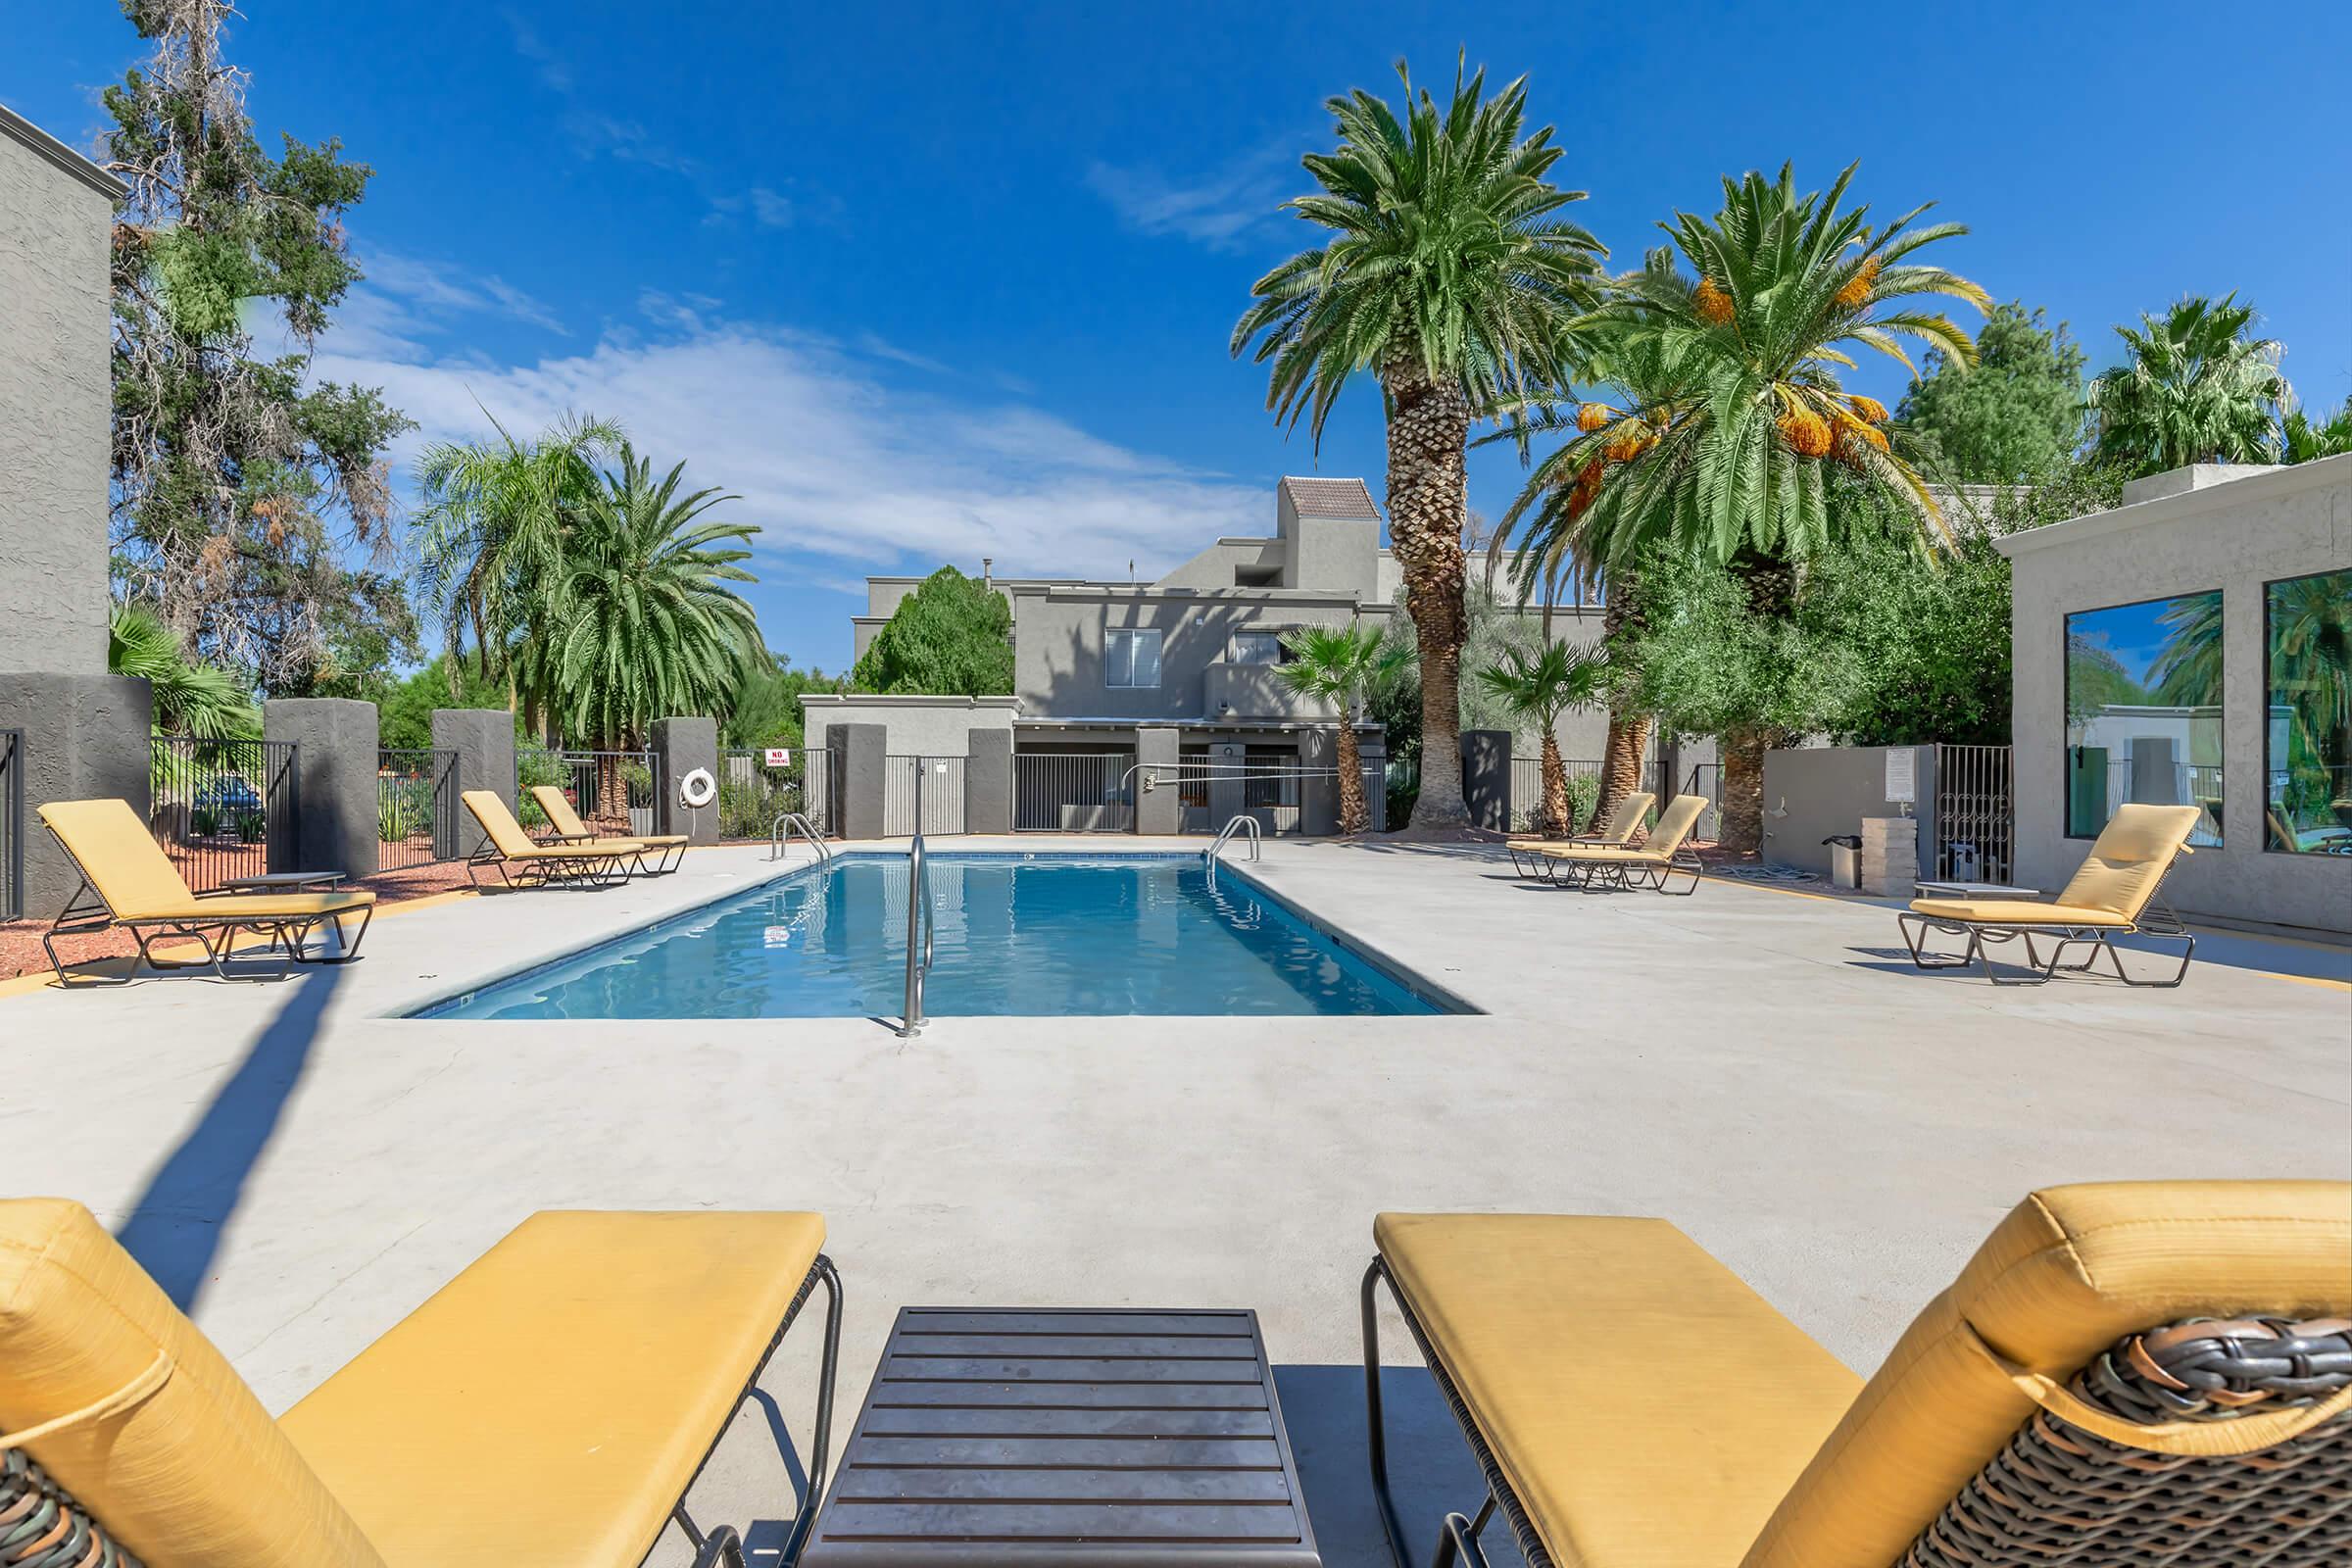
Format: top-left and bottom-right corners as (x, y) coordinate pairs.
(1999, 454), (2351, 935)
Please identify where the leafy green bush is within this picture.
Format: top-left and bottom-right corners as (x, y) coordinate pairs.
(718, 773), (802, 840)
(192, 805), (220, 837)
(515, 744), (566, 828)
(234, 810), (266, 844)
(378, 783), (428, 843)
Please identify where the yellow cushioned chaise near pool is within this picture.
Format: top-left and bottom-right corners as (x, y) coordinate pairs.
(0, 1200), (836, 1568)
(1366, 1180), (2352, 1568)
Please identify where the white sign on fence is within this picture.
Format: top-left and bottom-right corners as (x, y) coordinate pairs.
(1884, 748), (1916, 805)
(763, 748), (791, 768)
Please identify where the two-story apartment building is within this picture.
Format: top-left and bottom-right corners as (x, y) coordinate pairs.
(807, 475), (1634, 833)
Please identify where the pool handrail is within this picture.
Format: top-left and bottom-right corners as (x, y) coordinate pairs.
(1207, 812), (1262, 864)
(770, 810), (833, 862)
(900, 762), (935, 1037)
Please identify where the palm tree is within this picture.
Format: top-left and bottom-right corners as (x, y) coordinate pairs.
(414, 411), (623, 729)
(2282, 397), (2352, 464)
(1276, 623), (1412, 835)
(1490, 164), (1985, 851)
(109, 603), (259, 739)
(1233, 58), (1604, 831)
(520, 443), (764, 823)
(1475, 640), (1607, 833)
(2089, 295), (2285, 474)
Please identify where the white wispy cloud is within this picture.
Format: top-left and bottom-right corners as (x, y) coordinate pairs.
(1084, 144), (1302, 251)
(313, 297), (1266, 583)
(361, 251), (569, 336)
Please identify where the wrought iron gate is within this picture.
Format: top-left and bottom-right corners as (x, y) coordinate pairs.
(1932, 744), (2013, 884)
(1, 728), (22, 919)
(149, 737), (300, 892)
(376, 748), (461, 869)
(1012, 752), (1134, 832)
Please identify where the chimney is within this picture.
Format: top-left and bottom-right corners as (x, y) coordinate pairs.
(982, 557), (993, 589)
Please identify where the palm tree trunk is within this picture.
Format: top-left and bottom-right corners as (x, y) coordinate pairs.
(1336, 718), (1368, 836)
(595, 746), (627, 834)
(1715, 549), (1798, 855)
(1591, 568), (1648, 833)
(1540, 732), (1569, 835)
(1382, 363), (1473, 830)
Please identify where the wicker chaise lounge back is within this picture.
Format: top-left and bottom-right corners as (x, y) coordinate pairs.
(1365, 1181), (2352, 1568)
(0, 1199), (842, 1568)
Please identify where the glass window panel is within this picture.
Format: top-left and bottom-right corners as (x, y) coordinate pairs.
(1129, 628), (1161, 688)
(1105, 627), (1161, 689)
(1230, 631), (1282, 665)
(2264, 569), (2352, 855)
(2063, 591), (2224, 846)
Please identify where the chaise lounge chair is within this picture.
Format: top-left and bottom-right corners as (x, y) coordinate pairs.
(461, 789), (643, 890)
(1898, 802), (2201, 986)
(1532, 792), (1707, 893)
(0, 1199), (842, 1568)
(530, 782), (686, 874)
(35, 797), (375, 985)
(1504, 791), (1652, 879)
(1360, 1179), (2351, 1568)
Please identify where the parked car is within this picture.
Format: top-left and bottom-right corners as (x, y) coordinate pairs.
(195, 777), (264, 815)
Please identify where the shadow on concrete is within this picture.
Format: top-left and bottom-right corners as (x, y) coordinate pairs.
(739, 1385), (816, 1563)
(115, 964), (342, 1309)
(1275, 1362), (1529, 1568)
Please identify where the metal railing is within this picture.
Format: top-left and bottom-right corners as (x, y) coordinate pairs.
(1013, 752), (1134, 832)
(1506, 756), (1668, 834)
(901, 760), (937, 1037)
(1682, 762), (1724, 841)
(150, 736), (299, 892)
(1932, 743), (2014, 883)
(376, 748), (460, 870)
(720, 747), (841, 841)
(770, 811), (834, 862)
(519, 748), (659, 836)
(0, 728), (22, 920)
(883, 755), (964, 837)
(1206, 812), (1261, 864)
(1121, 760), (1347, 835)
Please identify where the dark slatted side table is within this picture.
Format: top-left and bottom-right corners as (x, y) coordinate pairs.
(803, 1306), (1321, 1567)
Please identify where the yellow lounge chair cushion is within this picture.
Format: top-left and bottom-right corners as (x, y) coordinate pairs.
(1743, 1181), (2352, 1568)
(1538, 843), (1671, 864)
(1376, 1212), (1860, 1568)
(0, 1199), (388, 1568)
(1906, 898), (2132, 928)
(1508, 794), (1655, 855)
(530, 786), (688, 849)
(2053, 803), (2201, 919)
(278, 1209), (826, 1568)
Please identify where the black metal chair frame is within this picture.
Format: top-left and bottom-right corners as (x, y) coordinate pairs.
(1533, 844), (1702, 896)
(677, 1254), (846, 1568)
(538, 826), (687, 875)
(38, 827), (374, 987)
(464, 837), (636, 891)
(1897, 886), (2195, 988)
(1361, 1256), (1549, 1568)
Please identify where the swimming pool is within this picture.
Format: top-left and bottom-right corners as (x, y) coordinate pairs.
(413, 853), (1458, 1019)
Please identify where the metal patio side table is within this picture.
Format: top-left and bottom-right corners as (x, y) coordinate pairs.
(802, 1305), (1320, 1567)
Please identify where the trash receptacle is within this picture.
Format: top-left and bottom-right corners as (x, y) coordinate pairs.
(1823, 834), (1862, 889)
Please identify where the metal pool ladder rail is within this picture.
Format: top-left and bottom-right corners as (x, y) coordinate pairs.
(900, 762), (936, 1037)
(1206, 812), (1261, 865)
(769, 810), (833, 862)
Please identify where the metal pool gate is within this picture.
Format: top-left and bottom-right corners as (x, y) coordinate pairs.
(1931, 743), (2013, 884)
(149, 737), (300, 892)
(718, 747), (842, 841)
(1505, 756), (1667, 834)
(376, 748), (461, 870)
(1012, 752), (1134, 832)
(1, 728), (22, 919)
(883, 755), (964, 836)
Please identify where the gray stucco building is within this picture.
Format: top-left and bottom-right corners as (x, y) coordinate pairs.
(1998, 456), (2351, 935)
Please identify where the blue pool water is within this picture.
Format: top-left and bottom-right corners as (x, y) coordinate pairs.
(415, 854), (1452, 1019)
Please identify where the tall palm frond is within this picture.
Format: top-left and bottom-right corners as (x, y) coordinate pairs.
(108, 603), (260, 739)
(2089, 295), (2286, 473)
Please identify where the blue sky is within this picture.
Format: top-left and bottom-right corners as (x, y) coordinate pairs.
(9, 1), (2349, 674)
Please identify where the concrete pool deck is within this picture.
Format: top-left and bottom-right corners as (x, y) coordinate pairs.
(4, 836), (2346, 1565)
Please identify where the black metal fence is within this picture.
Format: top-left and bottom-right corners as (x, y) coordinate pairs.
(516, 747), (659, 835)
(1505, 756), (1669, 834)
(1, 728), (22, 920)
(718, 747), (841, 841)
(1012, 752), (1133, 832)
(150, 736), (299, 892)
(1932, 743), (2014, 883)
(884, 755), (965, 836)
(376, 748), (461, 870)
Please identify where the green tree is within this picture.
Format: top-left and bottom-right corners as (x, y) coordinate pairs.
(1493, 164), (1986, 850)
(103, 0), (413, 693)
(723, 656), (848, 748)
(2282, 398), (2352, 463)
(414, 412), (624, 732)
(1275, 623), (1410, 834)
(2089, 295), (2286, 473)
(1897, 301), (2086, 480)
(518, 445), (764, 816)
(1475, 641), (1607, 832)
(850, 567), (1013, 696)
(1233, 59), (1604, 831)
(375, 656), (514, 749)
(108, 603), (259, 739)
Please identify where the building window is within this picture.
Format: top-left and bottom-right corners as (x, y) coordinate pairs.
(2063, 592), (2223, 845)
(1229, 630), (1284, 665)
(1245, 745), (1299, 808)
(2264, 568), (2352, 855)
(1105, 626), (1161, 688)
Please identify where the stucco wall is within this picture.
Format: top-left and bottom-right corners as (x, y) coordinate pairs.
(2000, 456), (2352, 933)
(802, 696), (1018, 759)
(1010, 587), (1391, 720)
(1760, 745), (1932, 876)
(1152, 537), (1285, 590)
(0, 111), (120, 675)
